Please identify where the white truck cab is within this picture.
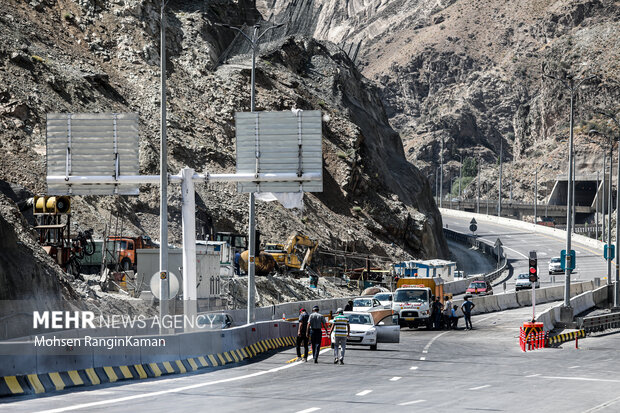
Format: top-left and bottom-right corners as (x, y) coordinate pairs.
(392, 286), (433, 329)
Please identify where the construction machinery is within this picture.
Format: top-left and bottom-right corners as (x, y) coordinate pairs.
(106, 235), (157, 271)
(33, 195), (95, 278)
(265, 233), (319, 273)
(239, 232), (319, 277)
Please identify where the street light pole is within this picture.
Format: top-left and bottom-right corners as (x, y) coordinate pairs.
(498, 139), (503, 217)
(544, 72), (595, 314)
(477, 158), (480, 214)
(216, 21), (283, 324)
(159, 0), (170, 333)
(440, 138), (444, 208)
(535, 168), (538, 224)
(596, 110), (620, 307)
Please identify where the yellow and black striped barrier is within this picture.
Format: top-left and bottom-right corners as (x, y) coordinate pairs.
(0, 336), (297, 397)
(547, 330), (586, 346)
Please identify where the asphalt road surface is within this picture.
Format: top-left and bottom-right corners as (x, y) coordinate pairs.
(4, 304), (620, 413)
(442, 214), (609, 293)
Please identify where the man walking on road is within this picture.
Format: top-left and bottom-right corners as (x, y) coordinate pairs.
(443, 295), (453, 329)
(461, 296), (476, 330)
(330, 308), (350, 365)
(307, 305), (328, 363)
(296, 308), (310, 361)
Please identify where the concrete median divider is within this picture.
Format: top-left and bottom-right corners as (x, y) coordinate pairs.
(516, 290), (532, 307)
(496, 293), (518, 311)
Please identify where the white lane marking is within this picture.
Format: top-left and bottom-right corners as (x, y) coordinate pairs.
(581, 395), (620, 412)
(526, 374), (540, 377)
(478, 236), (528, 259)
(399, 400), (426, 406)
(390, 377), (402, 381)
(422, 331), (449, 354)
(568, 366), (580, 369)
(420, 357), (426, 360)
(356, 390), (373, 396)
(410, 366), (419, 370)
(33, 349), (332, 413)
(540, 376), (620, 383)
(469, 384), (491, 390)
(296, 408), (321, 413)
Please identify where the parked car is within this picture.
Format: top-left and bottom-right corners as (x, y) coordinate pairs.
(352, 297), (383, 312)
(466, 280), (493, 296)
(549, 257), (563, 274)
(197, 313), (233, 330)
(515, 273), (540, 291)
(329, 311), (400, 351)
(373, 292), (393, 307)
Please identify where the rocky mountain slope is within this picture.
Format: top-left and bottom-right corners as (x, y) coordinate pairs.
(259, 0), (620, 204)
(0, 0), (448, 303)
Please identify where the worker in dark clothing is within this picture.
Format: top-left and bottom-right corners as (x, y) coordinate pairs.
(432, 296), (443, 330)
(296, 308), (310, 361)
(461, 296), (476, 330)
(344, 300), (353, 311)
(307, 305), (328, 363)
(234, 252), (241, 275)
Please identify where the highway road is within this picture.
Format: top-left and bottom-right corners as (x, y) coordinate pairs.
(442, 214), (610, 293)
(4, 303), (620, 413)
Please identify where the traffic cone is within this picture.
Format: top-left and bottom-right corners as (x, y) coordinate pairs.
(282, 313), (286, 320)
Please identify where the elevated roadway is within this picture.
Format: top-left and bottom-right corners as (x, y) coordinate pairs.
(441, 209), (609, 294)
(4, 304), (620, 413)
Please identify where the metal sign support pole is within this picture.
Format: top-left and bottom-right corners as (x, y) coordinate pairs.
(181, 168), (197, 330)
(159, 1), (170, 334)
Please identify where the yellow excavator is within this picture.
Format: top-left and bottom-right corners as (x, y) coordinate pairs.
(239, 232), (319, 276)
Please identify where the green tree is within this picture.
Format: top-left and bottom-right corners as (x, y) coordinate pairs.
(462, 157), (477, 177)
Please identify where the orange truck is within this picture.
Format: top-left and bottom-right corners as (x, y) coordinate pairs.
(107, 235), (157, 271)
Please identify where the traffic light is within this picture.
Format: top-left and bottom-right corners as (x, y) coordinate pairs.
(528, 256), (538, 283)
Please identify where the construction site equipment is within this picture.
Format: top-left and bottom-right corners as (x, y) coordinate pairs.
(33, 195), (95, 277)
(396, 277), (445, 303)
(214, 232), (247, 256)
(266, 233), (319, 272)
(239, 250), (277, 276)
(107, 235), (157, 271)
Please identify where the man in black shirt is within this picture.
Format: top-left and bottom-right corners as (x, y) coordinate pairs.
(296, 308), (310, 361)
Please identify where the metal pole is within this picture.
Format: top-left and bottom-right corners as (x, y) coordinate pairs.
(458, 156), (462, 199)
(603, 155), (606, 239)
(440, 138), (444, 208)
(181, 168), (197, 331)
(534, 169), (537, 224)
(563, 88), (575, 309)
(573, 153), (576, 230)
(477, 158), (480, 214)
(498, 139), (502, 217)
(616, 134), (620, 307)
(596, 171), (599, 241)
(159, 1), (170, 333)
(247, 25), (259, 325)
(608, 146), (613, 285)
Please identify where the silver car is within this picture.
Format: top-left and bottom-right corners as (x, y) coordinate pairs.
(548, 257), (562, 274)
(515, 273), (540, 291)
(329, 311), (400, 351)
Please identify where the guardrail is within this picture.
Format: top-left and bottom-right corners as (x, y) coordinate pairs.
(443, 228), (507, 294)
(576, 311), (620, 332)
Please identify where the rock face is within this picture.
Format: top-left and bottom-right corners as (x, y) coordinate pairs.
(0, 0), (449, 302)
(258, 0), (620, 203)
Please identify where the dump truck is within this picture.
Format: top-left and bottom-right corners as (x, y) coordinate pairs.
(107, 235), (157, 271)
(393, 277), (445, 329)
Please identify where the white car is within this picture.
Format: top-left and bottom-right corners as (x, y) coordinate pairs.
(515, 273), (540, 291)
(352, 297), (383, 312)
(548, 257), (562, 274)
(373, 292), (393, 307)
(330, 311), (400, 351)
